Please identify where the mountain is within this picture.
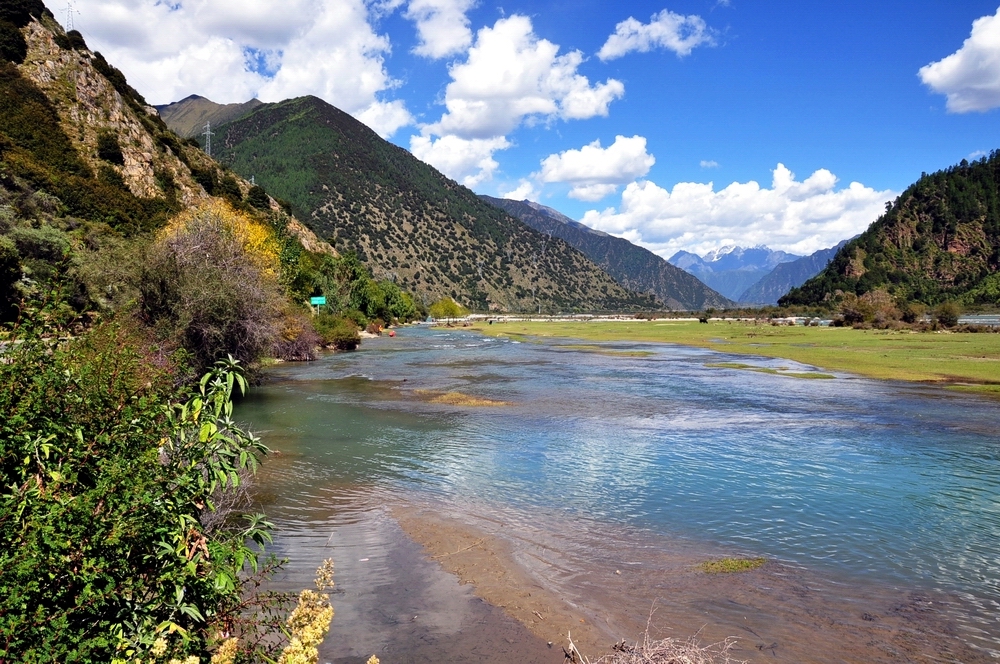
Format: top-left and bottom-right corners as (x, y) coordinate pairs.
(197, 96), (656, 313)
(781, 154), (1000, 307)
(738, 241), (849, 304)
(155, 95), (264, 139)
(667, 246), (801, 301)
(480, 196), (733, 310)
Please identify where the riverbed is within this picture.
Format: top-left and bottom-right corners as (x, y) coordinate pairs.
(237, 326), (1000, 663)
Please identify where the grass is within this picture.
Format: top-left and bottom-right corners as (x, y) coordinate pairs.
(413, 389), (511, 407)
(697, 557), (767, 574)
(478, 320), (1000, 396)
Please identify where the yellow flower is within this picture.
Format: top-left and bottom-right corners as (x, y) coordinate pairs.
(151, 638), (168, 657)
(366, 657), (380, 664)
(210, 638), (239, 664)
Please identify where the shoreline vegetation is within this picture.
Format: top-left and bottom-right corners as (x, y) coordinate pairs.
(465, 319), (1000, 397)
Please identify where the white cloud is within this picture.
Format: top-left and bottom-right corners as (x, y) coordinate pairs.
(356, 100), (416, 139)
(539, 135), (655, 201)
(66, 0), (412, 137)
(597, 9), (714, 61)
(410, 134), (511, 187)
(919, 8), (1000, 113)
(580, 164), (895, 257)
(501, 179), (540, 201)
(427, 15), (625, 138)
(405, 0), (476, 59)
(700, 160), (719, 168)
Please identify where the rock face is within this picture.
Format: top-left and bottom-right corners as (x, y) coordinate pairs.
(18, 21), (206, 205)
(481, 196), (733, 311)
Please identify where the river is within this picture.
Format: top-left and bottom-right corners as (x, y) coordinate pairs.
(237, 326), (1000, 663)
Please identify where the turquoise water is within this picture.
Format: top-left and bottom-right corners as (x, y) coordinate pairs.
(239, 326), (1000, 657)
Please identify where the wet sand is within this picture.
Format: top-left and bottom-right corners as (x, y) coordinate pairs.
(262, 505), (560, 664)
(391, 501), (994, 663)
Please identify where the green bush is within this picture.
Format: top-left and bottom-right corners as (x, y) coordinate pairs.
(0, 322), (275, 662)
(0, 20), (27, 64)
(96, 131), (125, 165)
(934, 301), (961, 327)
(246, 185), (269, 209)
(313, 312), (360, 350)
(429, 296), (467, 320)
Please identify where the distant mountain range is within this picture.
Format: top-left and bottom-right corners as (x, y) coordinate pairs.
(481, 196), (733, 310)
(782, 153), (1000, 307)
(668, 246), (802, 301)
(161, 95), (657, 313)
(739, 241), (849, 304)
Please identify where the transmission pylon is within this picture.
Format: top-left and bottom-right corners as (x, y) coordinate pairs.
(64, 0), (79, 30)
(202, 121), (215, 158)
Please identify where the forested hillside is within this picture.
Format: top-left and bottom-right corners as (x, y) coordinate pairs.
(206, 96), (657, 313)
(782, 154), (1000, 307)
(481, 195), (732, 310)
(157, 94), (264, 138)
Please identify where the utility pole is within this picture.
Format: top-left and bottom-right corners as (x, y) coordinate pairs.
(202, 121), (214, 158)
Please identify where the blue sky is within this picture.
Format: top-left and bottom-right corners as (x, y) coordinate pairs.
(58, 0), (1000, 257)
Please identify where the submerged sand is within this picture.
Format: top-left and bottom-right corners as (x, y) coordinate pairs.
(392, 502), (994, 664)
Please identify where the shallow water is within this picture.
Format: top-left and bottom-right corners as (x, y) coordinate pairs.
(239, 326), (1000, 660)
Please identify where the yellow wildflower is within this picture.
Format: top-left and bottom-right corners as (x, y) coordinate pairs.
(366, 657), (380, 664)
(210, 638), (239, 664)
(151, 638), (168, 657)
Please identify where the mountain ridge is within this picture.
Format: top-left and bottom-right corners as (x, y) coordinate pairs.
(198, 95), (656, 312)
(481, 195), (733, 310)
(668, 246), (801, 301)
(738, 241), (849, 304)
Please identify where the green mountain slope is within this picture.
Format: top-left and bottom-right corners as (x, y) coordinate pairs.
(156, 95), (263, 139)
(207, 96), (657, 312)
(781, 154), (1000, 307)
(481, 196), (733, 310)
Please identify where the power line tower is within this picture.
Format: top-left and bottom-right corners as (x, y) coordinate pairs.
(202, 121), (214, 158)
(64, 0), (79, 30)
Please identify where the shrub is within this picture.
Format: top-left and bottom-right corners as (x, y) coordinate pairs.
(139, 201), (284, 372)
(0, 20), (27, 64)
(0, 322), (274, 662)
(247, 185), (270, 209)
(933, 301), (961, 328)
(313, 312), (360, 350)
(96, 131), (125, 165)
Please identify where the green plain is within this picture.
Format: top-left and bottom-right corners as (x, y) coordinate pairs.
(471, 320), (1000, 396)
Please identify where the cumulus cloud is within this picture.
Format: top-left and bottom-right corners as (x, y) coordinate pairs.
(580, 164), (895, 257)
(66, 0), (412, 137)
(501, 179), (540, 201)
(410, 134), (511, 187)
(405, 0), (476, 58)
(427, 15), (625, 138)
(919, 8), (1000, 113)
(539, 135), (655, 201)
(598, 9), (714, 61)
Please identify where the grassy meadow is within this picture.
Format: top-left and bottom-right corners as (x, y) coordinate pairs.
(469, 319), (1000, 396)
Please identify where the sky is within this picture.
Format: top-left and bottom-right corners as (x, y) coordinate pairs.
(53, 0), (1000, 258)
